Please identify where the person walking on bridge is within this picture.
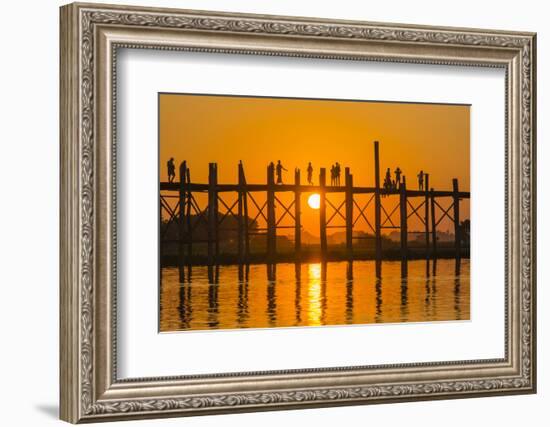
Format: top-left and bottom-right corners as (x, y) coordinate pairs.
(167, 157), (176, 183)
(334, 162), (341, 186)
(276, 160), (287, 184)
(330, 164), (336, 186)
(394, 166), (402, 188)
(307, 162), (314, 185)
(417, 170), (425, 191)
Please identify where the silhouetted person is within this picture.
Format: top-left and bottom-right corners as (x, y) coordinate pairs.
(307, 162), (314, 185)
(335, 162), (341, 186)
(394, 167), (402, 187)
(330, 164), (336, 186)
(417, 170), (424, 191)
(276, 160), (287, 184)
(385, 168), (392, 190)
(167, 157), (176, 183)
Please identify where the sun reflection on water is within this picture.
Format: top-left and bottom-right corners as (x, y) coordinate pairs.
(307, 263), (323, 326)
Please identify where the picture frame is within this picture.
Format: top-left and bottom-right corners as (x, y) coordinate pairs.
(60, 2), (536, 423)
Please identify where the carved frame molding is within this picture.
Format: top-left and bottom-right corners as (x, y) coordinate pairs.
(60, 2), (536, 423)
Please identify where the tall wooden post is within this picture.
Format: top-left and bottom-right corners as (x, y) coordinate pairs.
(319, 168), (327, 259)
(207, 163), (218, 266)
(267, 163), (276, 262)
(294, 168), (301, 259)
(186, 168), (192, 262)
(238, 162), (245, 264)
(452, 178), (461, 272)
(424, 174), (430, 272)
(400, 175), (408, 277)
(430, 187), (437, 261)
(374, 141), (382, 276)
(239, 163), (250, 262)
(345, 167), (353, 260)
(178, 161), (187, 282)
(243, 181), (250, 262)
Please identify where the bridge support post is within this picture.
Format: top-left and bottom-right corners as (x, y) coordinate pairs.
(424, 173), (430, 275)
(374, 141), (382, 277)
(400, 175), (408, 277)
(178, 161), (187, 282)
(186, 167), (192, 263)
(294, 169), (301, 260)
(267, 164), (276, 263)
(238, 162), (246, 264)
(430, 187), (437, 275)
(345, 167), (353, 261)
(453, 178), (461, 274)
(319, 168), (327, 259)
(207, 163), (218, 267)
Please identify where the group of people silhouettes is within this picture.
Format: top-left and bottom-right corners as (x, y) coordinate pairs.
(384, 166), (402, 191)
(267, 160), (288, 184)
(307, 162), (342, 186)
(383, 166), (426, 192)
(272, 161), (339, 186)
(167, 158), (426, 190)
(330, 163), (342, 186)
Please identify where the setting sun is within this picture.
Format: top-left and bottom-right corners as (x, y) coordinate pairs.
(308, 193), (321, 209)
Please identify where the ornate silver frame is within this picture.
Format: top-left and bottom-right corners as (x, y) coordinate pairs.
(60, 2), (536, 423)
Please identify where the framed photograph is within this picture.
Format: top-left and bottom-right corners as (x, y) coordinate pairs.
(60, 2), (536, 423)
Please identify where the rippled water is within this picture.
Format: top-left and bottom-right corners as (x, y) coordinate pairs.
(160, 259), (469, 332)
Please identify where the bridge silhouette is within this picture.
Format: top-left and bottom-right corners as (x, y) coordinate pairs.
(160, 141), (469, 281)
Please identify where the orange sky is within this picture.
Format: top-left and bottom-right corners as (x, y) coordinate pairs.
(159, 93), (470, 236)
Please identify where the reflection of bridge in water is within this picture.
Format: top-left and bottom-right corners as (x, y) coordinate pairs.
(160, 141), (469, 282)
(161, 259), (469, 331)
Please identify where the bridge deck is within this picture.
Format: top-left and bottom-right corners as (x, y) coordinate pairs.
(160, 182), (469, 198)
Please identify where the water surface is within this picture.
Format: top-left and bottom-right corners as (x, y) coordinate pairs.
(160, 259), (469, 332)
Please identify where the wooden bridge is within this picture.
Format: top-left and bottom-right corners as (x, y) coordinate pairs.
(160, 141), (469, 280)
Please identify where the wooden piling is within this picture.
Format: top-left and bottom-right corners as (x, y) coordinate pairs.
(238, 162), (245, 263)
(345, 167), (353, 260)
(294, 168), (302, 259)
(207, 163), (218, 266)
(241, 165), (250, 262)
(430, 187), (437, 260)
(452, 178), (461, 270)
(178, 161), (187, 282)
(400, 175), (408, 276)
(319, 168), (327, 259)
(185, 168), (192, 261)
(424, 174), (430, 264)
(267, 163), (276, 262)
(374, 141), (382, 274)
(243, 191), (250, 262)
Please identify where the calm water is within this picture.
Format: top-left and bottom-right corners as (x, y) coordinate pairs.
(160, 259), (470, 332)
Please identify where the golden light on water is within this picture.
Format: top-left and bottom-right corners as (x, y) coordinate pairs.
(160, 260), (471, 331)
(308, 193), (321, 210)
(307, 263), (323, 326)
